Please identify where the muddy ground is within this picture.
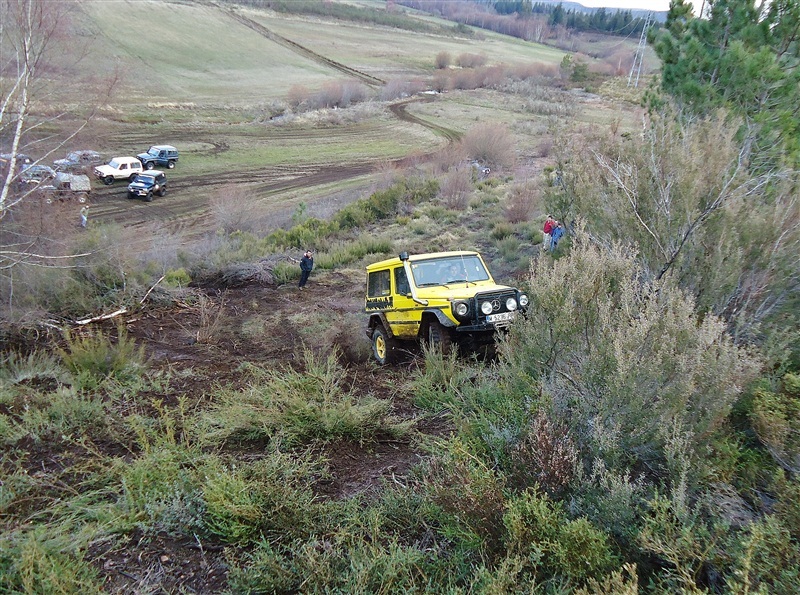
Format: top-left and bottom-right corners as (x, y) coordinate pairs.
(79, 267), (451, 593)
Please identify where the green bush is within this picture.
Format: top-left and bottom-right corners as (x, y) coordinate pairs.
(57, 323), (147, 390)
(504, 489), (617, 585)
(202, 452), (321, 544)
(200, 349), (411, 447)
(0, 528), (103, 593)
(499, 226), (761, 474)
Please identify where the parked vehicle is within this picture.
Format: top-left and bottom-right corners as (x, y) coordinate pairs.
(364, 250), (528, 364)
(127, 171), (167, 201)
(94, 157), (143, 185)
(40, 172), (91, 203)
(53, 150), (103, 173)
(19, 164), (56, 185)
(137, 145), (179, 170)
(0, 152), (33, 177)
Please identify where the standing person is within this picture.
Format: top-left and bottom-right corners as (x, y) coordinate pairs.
(79, 205), (89, 228)
(550, 221), (564, 252)
(298, 250), (314, 289)
(542, 215), (555, 250)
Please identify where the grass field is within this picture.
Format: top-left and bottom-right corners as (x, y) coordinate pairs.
(19, 0), (645, 237)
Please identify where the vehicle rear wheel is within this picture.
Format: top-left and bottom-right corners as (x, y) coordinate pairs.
(77, 194), (88, 203)
(103, 176), (114, 185)
(427, 320), (452, 355)
(145, 191), (153, 202)
(372, 325), (397, 365)
(145, 162), (154, 170)
(167, 160), (175, 169)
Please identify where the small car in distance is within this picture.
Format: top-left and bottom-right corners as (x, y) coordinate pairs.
(53, 150), (103, 173)
(19, 164), (56, 185)
(127, 170), (167, 201)
(94, 157), (143, 185)
(40, 172), (91, 203)
(137, 145), (179, 170)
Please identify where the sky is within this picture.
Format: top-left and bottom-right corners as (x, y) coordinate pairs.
(578, 0), (706, 15)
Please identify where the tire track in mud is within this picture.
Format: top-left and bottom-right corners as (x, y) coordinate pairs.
(219, 5), (385, 87)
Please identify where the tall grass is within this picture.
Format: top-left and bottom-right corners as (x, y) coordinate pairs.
(200, 349), (412, 448)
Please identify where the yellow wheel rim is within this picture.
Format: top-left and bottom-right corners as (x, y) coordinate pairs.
(375, 334), (386, 360)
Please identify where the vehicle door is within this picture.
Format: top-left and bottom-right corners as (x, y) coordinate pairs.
(118, 162), (128, 175)
(388, 266), (420, 339)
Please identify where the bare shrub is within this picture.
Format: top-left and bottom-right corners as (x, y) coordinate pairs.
(451, 69), (480, 90)
(460, 122), (516, 169)
(439, 165), (473, 210)
(195, 295), (225, 345)
(508, 62), (559, 80)
(428, 145), (468, 177)
(510, 410), (578, 495)
(478, 64), (507, 88)
(434, 51), (451, 69)
(457, 52), (487, 68)
(379, 77), (424, 101)
(287, 84), (311, 109)
(431, 70), (452, 92)
(537, 137), (554, 157)
(504, 182), (537, 223)
(209, 184), (263, 234)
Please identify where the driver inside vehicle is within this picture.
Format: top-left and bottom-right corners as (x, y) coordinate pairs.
(442, 263), (465, 283)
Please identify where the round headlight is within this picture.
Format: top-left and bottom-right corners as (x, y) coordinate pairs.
(454, 301), (469, 317)
(480, 301), (494, 315)
(506, 297), (518, 311)
(519, 293), (529, 308)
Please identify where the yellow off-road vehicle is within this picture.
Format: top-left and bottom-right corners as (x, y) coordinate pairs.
(365, 250), (528, 364)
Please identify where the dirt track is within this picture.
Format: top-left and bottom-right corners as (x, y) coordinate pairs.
(86, 97), (457, 237)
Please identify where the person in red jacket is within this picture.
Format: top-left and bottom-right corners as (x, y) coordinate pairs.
(542, 215), (555, 250)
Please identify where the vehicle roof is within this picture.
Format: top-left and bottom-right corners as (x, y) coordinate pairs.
(149, 145), (177, 151)
(107, 156), (140, 163)
(366, 250), (480, 271)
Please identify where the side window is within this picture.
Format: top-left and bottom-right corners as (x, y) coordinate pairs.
(368, 270), (391, 297)
(120, 163), (127, 171)
(160, 151), (166, 158)
(395, 267), (410, 295)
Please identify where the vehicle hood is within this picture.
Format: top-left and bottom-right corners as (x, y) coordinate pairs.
(128, 180), (154, 189)
(415, 281), (515, 301)
(94, 164), (117, 174)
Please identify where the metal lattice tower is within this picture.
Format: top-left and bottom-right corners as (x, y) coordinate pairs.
(628, 13), (653, 87)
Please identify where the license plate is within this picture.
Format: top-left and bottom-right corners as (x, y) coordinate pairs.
(486, 311), (515, 323)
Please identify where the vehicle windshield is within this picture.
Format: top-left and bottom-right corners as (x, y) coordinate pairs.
(66, 152), (80, 161)
(410, 255), (490, 287)
(148, 148), (161, 156)
(108, 159), (122, 168)
(133, 175), (154, 184)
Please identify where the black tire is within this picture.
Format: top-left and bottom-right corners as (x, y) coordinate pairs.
(372, 325), (397, 365)
(127, 192), (135, 199)
(427, 319), (452, 355)
(129, 173), (138, 181)
(145, 161), (154, 170)
(103, 176), (114, 185)
(158, 186), (167, 197)
(167, 160), (175, 169)
(145, 191), (153, 202)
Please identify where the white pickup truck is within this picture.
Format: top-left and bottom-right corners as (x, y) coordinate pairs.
(94, 156), (143, 185)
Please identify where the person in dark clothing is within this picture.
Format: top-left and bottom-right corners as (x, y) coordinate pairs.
(299, 250), (314, 288)
(550, 222), (565, 252)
